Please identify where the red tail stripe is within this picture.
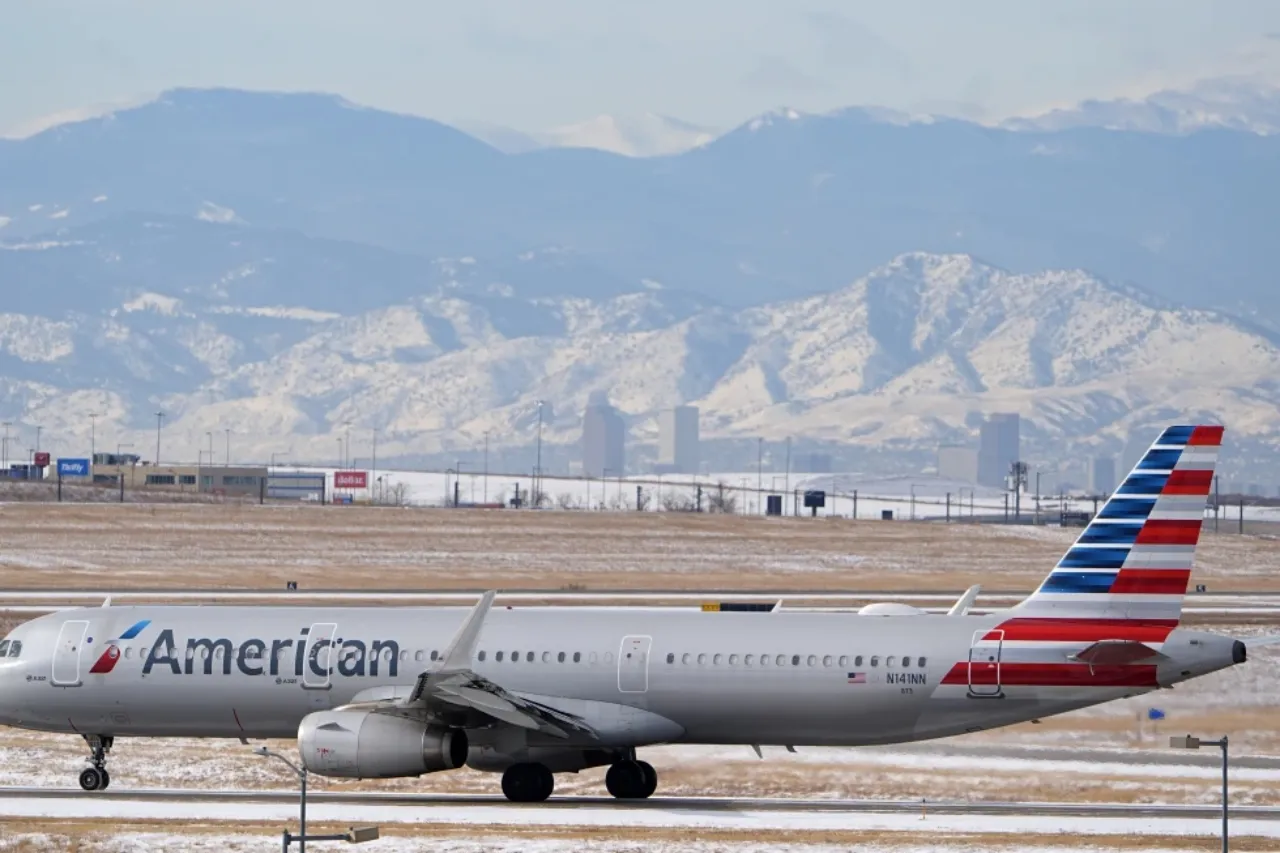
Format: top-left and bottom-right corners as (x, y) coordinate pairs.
(1188, 425), (1225, 447)
(1134, 519), (1202, 545)
(1161, 470), (1213, 496)
(942, 662), (1159, 688)
(985, 618), (1177, 643)
(1109, 569), (1191, 595)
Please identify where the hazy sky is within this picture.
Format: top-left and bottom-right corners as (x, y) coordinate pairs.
(3, 0), (1280, 136)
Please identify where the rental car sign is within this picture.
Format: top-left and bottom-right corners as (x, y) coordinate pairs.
(334, 471), (368, 489)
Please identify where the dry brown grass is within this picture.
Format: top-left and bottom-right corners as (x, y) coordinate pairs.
(0, 503), (1277, 593)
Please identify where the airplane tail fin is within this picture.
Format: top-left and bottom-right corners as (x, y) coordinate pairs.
(1015, 424), (1223, 625)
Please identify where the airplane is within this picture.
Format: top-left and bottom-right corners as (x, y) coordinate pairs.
(0, 424), (1251, 802)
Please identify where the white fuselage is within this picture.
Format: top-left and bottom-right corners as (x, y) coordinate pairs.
(0, 604), (1240, 749)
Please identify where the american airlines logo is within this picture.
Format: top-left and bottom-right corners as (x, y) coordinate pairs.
(139, 627), (402, 679)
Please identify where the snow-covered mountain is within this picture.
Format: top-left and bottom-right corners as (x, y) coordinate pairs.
(461, 113), (717, 157)
(3, 237), (1278, 478)
(1003, 77), (1280, 136)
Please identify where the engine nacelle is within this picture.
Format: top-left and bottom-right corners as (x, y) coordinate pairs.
(298, 709), (468, 779)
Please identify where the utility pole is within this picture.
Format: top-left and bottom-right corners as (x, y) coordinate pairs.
(154, 411), (164, 465)
(784, 436), (791, 497)
(535, 400), (544, 504)
(206, 432), (214, 466)
(483, 430), (490, 504)
(35, 425), (42, 454)
(225, 428), (231, 466)
(757, 437), (763, 516)
(89, 412), (100, 462)
(1, 421), (10, 469)
(371, 428), (378, 504)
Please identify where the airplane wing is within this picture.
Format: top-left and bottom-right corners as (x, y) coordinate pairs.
(351, 591), (598, 739)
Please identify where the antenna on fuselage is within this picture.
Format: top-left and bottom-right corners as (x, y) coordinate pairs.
(947, 585), (980, 616)
(102, 596), (112, 608)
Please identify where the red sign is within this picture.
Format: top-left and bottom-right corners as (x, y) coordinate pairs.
(334, 471), (368, 489)
(33, 452), (50, 468)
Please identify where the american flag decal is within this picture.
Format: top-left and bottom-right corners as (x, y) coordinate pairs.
(847, 672), (866, 684)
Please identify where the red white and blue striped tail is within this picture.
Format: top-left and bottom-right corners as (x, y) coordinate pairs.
(1015, 424), (1223, 624)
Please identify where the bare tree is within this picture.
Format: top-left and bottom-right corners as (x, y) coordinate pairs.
(707, 481), (737, 514)
(636, 487), (652, 512)
(661, 489), (697, 512)
(387, 481), (411, 507)
(556, 491), (576, 510)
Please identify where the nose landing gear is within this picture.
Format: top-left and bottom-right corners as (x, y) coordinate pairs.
(78, 735), (112, 792)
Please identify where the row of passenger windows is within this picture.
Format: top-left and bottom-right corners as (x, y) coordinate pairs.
(0, 640), (21, 659)
(666, 652), (926, 669)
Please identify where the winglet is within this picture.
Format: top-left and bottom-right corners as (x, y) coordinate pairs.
(438, 591), (496, 673)
(947, 585), (980, 616)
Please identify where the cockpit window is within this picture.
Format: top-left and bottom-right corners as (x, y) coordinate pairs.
(7, 641), (20, 658)
(0, 641), (8, 657)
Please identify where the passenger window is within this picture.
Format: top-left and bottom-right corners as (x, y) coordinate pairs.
(399, 650), (407, 662)
(713, 654), (723, 665)
(527, 651), (535, 663)
(805, 655), (815, 666)
(496, 651), (504, 662)
(729, 654), (740, 665)
(855, 655), (863, 667)
(431, 650), (439, 661)
(682, 653), (691, 664)
(902, 656), (912, 667)
(776, 654), (786, 666)
(604, 652), (614, 664)
(791, 655), (800, 666)
(697, 653), (707, 665)
(574, 652), (581, 663)
(918, 657), (927, 667)
(478, 651), (487, 661)
(745, 654), (754, 666)
(870, 656), (880, 667)
(415, 651), (424, 663)
(558, 652), (566, 663)
(589, 652), (598, 663)
(542, 651), (550, 663)
(839, 655), (848, 667)
(667, 653), (675, 664)
(512, 650), (519, 661)
(887, 656), (896, 668)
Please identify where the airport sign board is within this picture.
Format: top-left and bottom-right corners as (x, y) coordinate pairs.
(334, 470), (368, 489)
(56, 458), (91, 477)
(33, 452), (51, 468)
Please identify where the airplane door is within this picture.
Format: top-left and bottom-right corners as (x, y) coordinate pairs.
(967, 628), (1004, 698)
(618, 635), (652, 694)
(303, 623), (338, 689)
(52, 620), (89, 687)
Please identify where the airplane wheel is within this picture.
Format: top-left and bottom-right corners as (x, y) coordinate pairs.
(79, 767), (104, 792)
(605, 760), (650, 799)
(501, 763), (553, 803)
(99, 770), (111, 790)
(636, 760), (657, 798)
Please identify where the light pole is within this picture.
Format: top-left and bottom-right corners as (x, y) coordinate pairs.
(483, 430), (490, 504)
(154, 411), (164, 465)
(757, 437), (763, 516)
(534, 400), (544, 504)
(206, 432), (214, 467)
(271, 452), (288, 468)
(336, 438), (343, 468)
(89, 412), (100, 461)
(1, 421), (10, 469)
(784, 436), (791, 497)
(371, 428), (378, 503)
(1170, 735), (1229, 852)
(225, 428), (231, 466)
(253, 747), (382, 851)
(35, 425), (42, 455)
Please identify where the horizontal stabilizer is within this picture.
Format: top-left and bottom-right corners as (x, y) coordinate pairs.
(1069, 639), (1166, 668)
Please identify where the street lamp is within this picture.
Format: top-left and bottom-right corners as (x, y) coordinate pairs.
(252, 746), (380, 851)
(154, 411), (164, 465)
(534, 400), (544, 502)
(483, 429), (491, 504)
(88, 412), (100, 462)
(1170, 734), (1229, 852)
(1, 421), (10, 469)
(225, 428), (232, 466)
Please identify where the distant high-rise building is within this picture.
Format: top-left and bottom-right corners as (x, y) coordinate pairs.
(657, 406), (699, 474)
(937, 445), (979, 483)
(582, 391), (625, 478)
(977, 414), (1020, 488)
(1089, 456), (1117, 495)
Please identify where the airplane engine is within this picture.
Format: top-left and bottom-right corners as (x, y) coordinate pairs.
(298, 709), (468, 779)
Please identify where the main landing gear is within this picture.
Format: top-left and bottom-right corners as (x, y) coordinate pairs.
(605, 759), (657, 800)
(502, 762), (555, 803)
(78, 735), (113, 792)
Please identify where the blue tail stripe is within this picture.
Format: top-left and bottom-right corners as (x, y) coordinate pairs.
(1138, 448), (1183, 470)
(1097, 498), (1157, 520)
(1040, 572), (1119, 594)
(1057, 547), (1131, 570)
(1158, 425), (1196, 445)
(1116, 474), (1170, 495)
(1078, 523), (1143, 545)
